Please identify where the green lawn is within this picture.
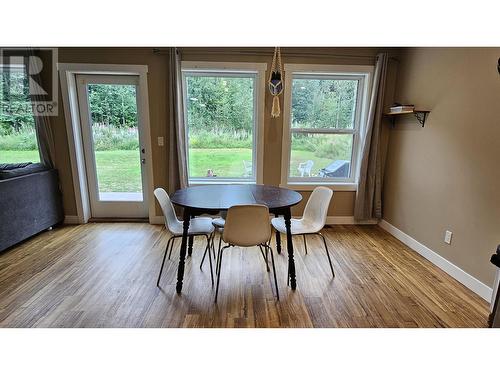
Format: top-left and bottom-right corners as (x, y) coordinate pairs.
(0, 150), (40, 164)
(1, 149), (143, 192)
(189, 148), (334, 178)
(94, 150), (143, 192)
(1, 148), (337, 191)
(189, 148), (252, 178)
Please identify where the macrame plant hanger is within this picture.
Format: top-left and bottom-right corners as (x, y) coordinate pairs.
(269, 47), (284, 118)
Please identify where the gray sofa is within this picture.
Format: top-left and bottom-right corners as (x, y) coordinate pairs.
(0, 163), (64, 253)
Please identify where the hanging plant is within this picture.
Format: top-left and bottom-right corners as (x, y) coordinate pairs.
(268, 47), (284, 118)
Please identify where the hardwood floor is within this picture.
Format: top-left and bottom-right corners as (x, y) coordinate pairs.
(0, 223), (488, 327)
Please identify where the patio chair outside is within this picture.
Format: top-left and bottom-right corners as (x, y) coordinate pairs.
(243, 160), (252, 177)
(298, 160), (314, 177)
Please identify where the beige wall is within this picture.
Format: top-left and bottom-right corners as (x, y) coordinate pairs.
(383, 48), (500, 286)
(52, 47), (394, 219)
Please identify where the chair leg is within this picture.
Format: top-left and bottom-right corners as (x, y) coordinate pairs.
(266, 244), (279, 300)
(167, 237), (176, 260)
(215, 245), (230, 303)
(211, 232), (216, 260)
(200, 232), (217, 270)
(303, 234), (308, 255)
(259, 245), (270, 272)
(205, 235), (214, 286)
(157, 236), (173, 287)
(318, 232), (335, 278)
(216, 233), (223, 275)
(200, 241), (209, 269)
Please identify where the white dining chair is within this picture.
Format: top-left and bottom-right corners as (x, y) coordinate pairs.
(271, 186), (335, 280)
(214, 204), (279, 303)
(153, 188), (215, 287)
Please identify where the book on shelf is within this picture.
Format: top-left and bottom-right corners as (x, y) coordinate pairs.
(388, 105), (415, 113)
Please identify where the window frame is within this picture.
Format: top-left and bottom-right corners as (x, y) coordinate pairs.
(181, 61), (267, 185)
(280, 64), (373, 191)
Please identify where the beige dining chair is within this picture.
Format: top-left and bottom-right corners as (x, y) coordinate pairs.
(153, 188), (215, 287)
(271, 186), (335, 280)
(214, 204), (279, 303)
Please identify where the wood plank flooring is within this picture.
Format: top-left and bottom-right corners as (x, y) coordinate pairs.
(0, 223), (489, 327)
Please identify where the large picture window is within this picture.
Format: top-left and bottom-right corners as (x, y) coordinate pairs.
(0, 65), (39, 164)
(182, 62), (265, 183)
(281, 65), (372, 188)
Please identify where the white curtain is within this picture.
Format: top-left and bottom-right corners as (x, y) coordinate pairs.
(354, 53), (389, 220)
(168, 47), (188, 193)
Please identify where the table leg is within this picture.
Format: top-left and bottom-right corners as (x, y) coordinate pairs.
(284, 208), (296, 290)
(176, 208), (191, 294)
(188, 235), (194, 257)
(274, 213), (282, 255)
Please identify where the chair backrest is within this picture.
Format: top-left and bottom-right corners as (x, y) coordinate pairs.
(223, 204), (271, 247)
(153, 188), (181, 231)
(302, 186), (334, 230)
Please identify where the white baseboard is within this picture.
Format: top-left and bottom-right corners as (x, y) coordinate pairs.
(64, 215), (80, 224)
(379, 219), (492, 302)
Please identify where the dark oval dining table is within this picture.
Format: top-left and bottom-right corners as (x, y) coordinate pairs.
(170, 184), (302, 293)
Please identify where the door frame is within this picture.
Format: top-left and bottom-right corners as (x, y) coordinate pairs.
(59, 63), (154, 224)
(76, 74), (149, 219)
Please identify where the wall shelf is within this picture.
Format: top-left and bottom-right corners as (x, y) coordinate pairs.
(384, 109), (430, 127)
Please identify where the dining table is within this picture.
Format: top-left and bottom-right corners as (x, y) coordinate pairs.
(170, 184), (303, 293)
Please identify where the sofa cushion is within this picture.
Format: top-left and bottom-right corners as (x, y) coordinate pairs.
(0, 163), (48, 180)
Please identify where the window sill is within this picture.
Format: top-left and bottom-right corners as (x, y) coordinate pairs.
(280, 182), (358, 192)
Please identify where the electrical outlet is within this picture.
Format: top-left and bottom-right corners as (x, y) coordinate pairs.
(444, 230), (453, 245)
(157, 137), (164, 147)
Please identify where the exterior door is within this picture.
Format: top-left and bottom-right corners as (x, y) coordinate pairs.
(76, 74), (149, 218)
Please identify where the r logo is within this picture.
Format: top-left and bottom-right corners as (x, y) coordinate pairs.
(0, 48), (58, 116)
(27, 55), (48, 96)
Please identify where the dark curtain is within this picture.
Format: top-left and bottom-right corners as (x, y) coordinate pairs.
(167, 47), (188, 193)
(28, 49), (56, 168)
(354, 53), (389, 220)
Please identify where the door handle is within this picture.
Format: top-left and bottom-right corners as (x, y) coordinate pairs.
(141, 158), (146, 164)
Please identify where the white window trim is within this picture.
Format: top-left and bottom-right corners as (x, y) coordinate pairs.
(280, 63), (374, 191)
(181, 61), (267, 185)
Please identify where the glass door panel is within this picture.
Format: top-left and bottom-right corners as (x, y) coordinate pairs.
(86, 82), (143, 201)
